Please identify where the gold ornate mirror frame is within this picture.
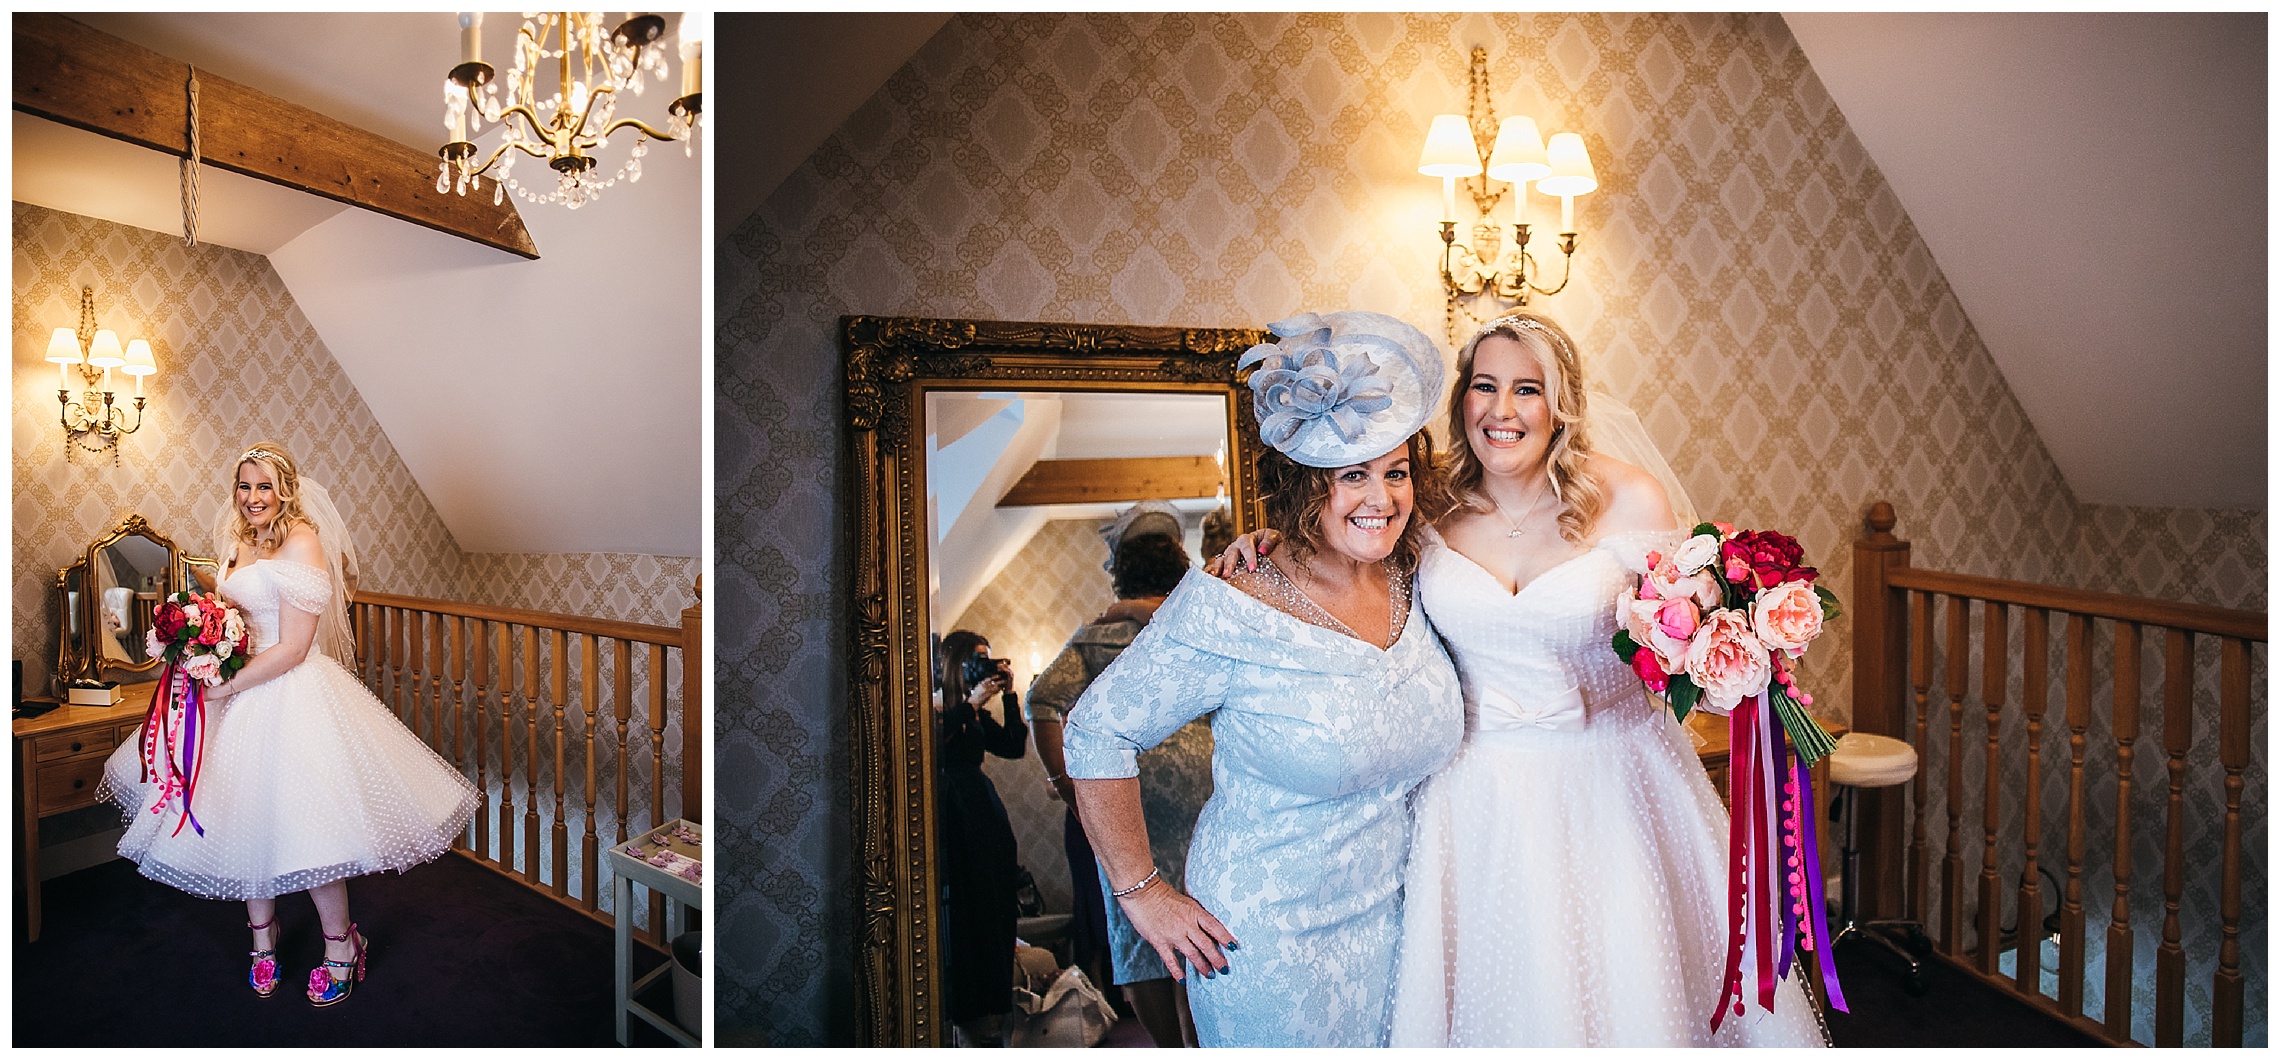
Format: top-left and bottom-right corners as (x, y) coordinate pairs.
(842, 315), (1268, 1046)
(58, 513), (215, 686)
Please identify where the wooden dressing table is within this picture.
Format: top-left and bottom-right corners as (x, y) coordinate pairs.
(15, 683), (155, 942)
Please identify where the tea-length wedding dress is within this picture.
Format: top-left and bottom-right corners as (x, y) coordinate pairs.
(1384, 527), (1827, 1047)
(101, 556), (479, 898)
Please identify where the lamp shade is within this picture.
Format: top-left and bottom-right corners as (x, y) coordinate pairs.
(1417, 114), (1484, 177)
(122, 339), (157, 376)
(1485, 117), (1550, 183)
(1535, 132), (1598, 197)
(45, 328), (82, 364)
(87, 329), (126, 368)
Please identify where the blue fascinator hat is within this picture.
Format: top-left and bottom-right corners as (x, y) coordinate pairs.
(1237, 310), (1447, 468)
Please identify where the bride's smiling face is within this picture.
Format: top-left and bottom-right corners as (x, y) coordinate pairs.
(1317, 449), (1413, 565)
(237, 462), (281, 530)
(1463, 334), (1555, 479)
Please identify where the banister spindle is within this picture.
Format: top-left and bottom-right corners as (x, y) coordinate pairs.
(496, 621), (516, 873)
(2154, 628), (2192, 1046)
(2105, 620), (2141, 1037)
(1943, 594), (1970, 953)
(471, 617), (491, 858)
(551, 627), (570, 899)
(2212, 636), (2248, 1047)
(2059, 612), (2091, 1016)
(2015, 607), (2048, 992)
(523, 623), (543, 887)
(1977, 600), (2007, 974)
(613, 637), (634, 849)
(581, 634), (601, 912)
(1908, 590), (1934, 928)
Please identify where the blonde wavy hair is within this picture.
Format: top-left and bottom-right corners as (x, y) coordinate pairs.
(1440, 313), (1606, 544)
(214, 441), (312, 557)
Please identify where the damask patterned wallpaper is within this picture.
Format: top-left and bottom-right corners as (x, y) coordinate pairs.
(11, 203), (463, 695)
(715, 13), (2264, 1044)
(461, 551), (701, 627)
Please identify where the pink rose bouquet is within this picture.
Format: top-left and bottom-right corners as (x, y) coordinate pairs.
(1609, 522), (1849, 1031)
(1610, 523), (1839, 757)
(138, 590), (250, 841)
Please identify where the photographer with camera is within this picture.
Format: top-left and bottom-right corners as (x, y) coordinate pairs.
(934, 630), (1028, 1046)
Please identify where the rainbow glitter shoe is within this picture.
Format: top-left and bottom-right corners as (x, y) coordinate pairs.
(306, 924), (366, 1007)
(248, 915), (279, 998)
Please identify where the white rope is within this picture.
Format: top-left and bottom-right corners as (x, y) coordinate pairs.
(181, 66), (200, 248)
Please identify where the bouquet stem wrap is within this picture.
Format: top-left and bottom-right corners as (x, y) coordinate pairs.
(138, 663), (208, 838)
(1708, 693), (1845, 1033)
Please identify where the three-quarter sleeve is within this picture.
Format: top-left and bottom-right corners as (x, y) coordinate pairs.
(1023, 642), (1088, 724)
(1062, 627), (1227, 781)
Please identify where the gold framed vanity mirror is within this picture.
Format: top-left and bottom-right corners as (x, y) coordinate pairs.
(842, 315), (1267, 1045)
(62, 514), (213, 686)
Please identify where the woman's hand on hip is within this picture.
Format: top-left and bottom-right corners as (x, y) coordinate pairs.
(1118, 878), (1238, 981)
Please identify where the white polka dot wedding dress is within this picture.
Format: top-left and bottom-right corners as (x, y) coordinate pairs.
(1385, 530), (1827, 1047)
(101, 559), (479, 899)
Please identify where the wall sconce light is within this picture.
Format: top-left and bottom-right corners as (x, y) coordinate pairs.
(47, 286), (156, 464)
(1420, 46), (1599, 344)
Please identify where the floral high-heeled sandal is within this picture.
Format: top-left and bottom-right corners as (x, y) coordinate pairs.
(306, 923), (366, 1007)
(248, 915), (279, 997)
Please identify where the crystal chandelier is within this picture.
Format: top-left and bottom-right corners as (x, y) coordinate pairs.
(439, 12), (703, 210)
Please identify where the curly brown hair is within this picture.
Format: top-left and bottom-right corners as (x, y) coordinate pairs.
(1440, 313), (1606, 544)
(1256, 429), (1450, 572)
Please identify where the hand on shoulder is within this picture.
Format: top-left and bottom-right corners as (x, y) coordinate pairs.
(1585, 453), (1680, 536)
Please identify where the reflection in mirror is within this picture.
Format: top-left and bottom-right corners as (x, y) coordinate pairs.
(182, 555), (222, 594)
(925, 388), (1232, 1038)
(55, 560), (89, 687)
(93, 534), (170, 667)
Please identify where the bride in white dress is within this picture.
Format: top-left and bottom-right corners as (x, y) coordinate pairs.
(1223, 315), (1827, 1046)
(101, 442), (479, 1006)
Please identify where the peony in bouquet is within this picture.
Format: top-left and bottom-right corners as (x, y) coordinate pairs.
(145, 590), (250, 685)
(139, 590), (249, 838)
(1611, 522), (1848, 1030)
(1612, 523), (1840, 761)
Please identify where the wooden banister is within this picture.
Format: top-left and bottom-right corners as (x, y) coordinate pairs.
(347, 585), (697, 948)
(1852, 502), (2265, 1048)
(1885, 568), (2265, 642)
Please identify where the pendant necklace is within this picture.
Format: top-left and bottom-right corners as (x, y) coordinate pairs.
(1493, 478), (1554, 538)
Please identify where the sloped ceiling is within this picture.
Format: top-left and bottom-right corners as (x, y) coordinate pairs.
(15, 13), (700, 555)
(1784, 13), (2265, 510)
(714, 12), (950, 236)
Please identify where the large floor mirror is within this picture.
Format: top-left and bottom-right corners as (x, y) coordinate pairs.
(843, 316), (1266, 1045)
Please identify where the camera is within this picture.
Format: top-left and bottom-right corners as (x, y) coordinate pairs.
(961, 655), (1012, 690)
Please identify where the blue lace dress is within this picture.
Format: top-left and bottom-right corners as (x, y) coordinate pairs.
(1063, 565), (1464, 1047)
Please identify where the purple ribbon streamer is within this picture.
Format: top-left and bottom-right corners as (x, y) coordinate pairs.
(1797, 750), (1848, 1012)
(1773, 717), (1797, 981)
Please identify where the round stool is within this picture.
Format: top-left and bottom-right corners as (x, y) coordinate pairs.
(1828, 732), (1931, 995)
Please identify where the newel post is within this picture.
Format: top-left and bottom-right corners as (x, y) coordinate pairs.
(1852, 501), (1911, 918)
(681, 577), (704, 824)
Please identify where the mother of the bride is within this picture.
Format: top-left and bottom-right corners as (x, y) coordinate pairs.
(1063, 311), (1465, 1047)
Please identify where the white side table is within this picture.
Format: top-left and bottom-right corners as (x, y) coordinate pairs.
(608, 818), (703, 1046)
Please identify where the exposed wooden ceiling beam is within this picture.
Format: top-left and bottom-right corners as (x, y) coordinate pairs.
(998, 456), (1224, 508)
(13, 13), (538, 259)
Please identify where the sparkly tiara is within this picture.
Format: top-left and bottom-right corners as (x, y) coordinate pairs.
(1469, 314), (1574, 361)
(240, 447), (292, 470)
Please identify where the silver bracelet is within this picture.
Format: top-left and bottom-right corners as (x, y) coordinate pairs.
(1044, 773), (1068, 784)
(1110, 867), (1160, 899)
